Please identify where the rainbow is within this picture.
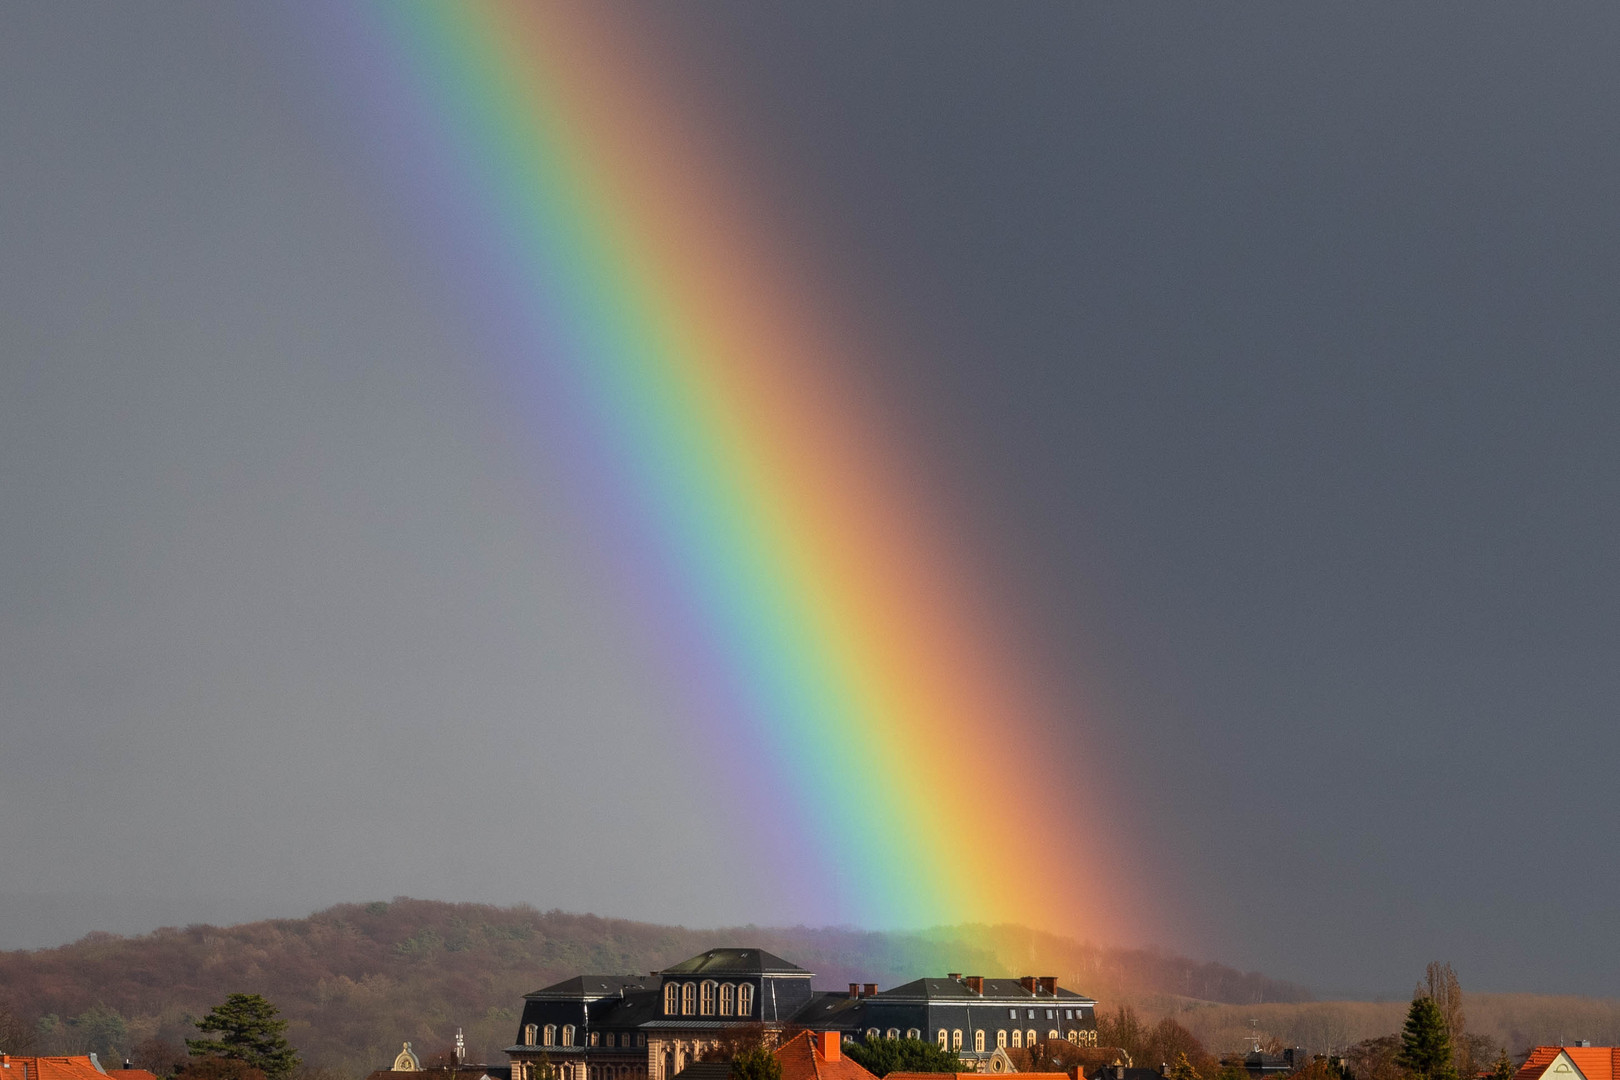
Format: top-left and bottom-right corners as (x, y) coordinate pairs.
(288, 3), (1134, 939)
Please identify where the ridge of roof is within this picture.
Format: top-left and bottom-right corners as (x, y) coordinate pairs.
(774, 1032), (877, 1080)
(659, 949), (810, 977)
(525, 975), (652, 998)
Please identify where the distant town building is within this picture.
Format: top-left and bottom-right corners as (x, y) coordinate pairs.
(505, 948), (1097, 1080)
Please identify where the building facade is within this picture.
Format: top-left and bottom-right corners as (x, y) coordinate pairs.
(506, 949), (1097, 1080)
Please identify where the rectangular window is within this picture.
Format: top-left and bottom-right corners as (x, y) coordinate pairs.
(1008, 1010), (1017, 1020)
(1065, 1010), (1073, 1020)
(1046, 1010), (1054, 1020)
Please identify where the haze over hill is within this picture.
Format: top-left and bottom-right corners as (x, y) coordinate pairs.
(0, 898), (1303, 1073)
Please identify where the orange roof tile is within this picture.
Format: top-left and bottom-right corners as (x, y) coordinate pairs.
(0, 1057), (111, 1080)
(1512, 1047), (1620, 1080)
(774, 1033), (878, 1080)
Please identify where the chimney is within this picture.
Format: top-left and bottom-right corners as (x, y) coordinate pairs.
(817, 1032), (841, 1062)
(966, 976), (984, 995)
(948, 973), (963, 981)
(850, 983), (861, 999)
(1039, 976), (1058, 996)
(1020, 976), (1037, 994)
(864, 983), (878, 998)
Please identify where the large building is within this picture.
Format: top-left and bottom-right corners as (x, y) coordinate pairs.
(506, 948), (1097, 1080)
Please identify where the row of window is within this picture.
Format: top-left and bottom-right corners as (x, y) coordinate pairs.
(524, 1025), (652, 1048)
(520, 1064), (646, 1080)
(1008, 1009), (1085, 1022)
(662, 980), (754, 1017)
(904, 1029), (1096, 1052)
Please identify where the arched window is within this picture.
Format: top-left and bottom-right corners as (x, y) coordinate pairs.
(952, 1031), (963, 1050)
(525, 1025), (538, 1046)
(1011, 1031), (1022, 1049)
(974, 1031), (985, 1052)
(866, 1029), (880, 1042)
(589, 1032), (599, 1047)
(562, 1026), (576, 1047)
(544, 1026), (557, 1047)
(701, 981), (717, 1016)
(996, 1031), (1007, 1049)
(719, 983), (736, 1016)
(682, 982), (696, 1016)
(665, 983), (679, 1015)
(1066, 1030), (1078, 1044)
(737, 983), (754, 1017)
(1027, 1030), (1038, 1048)
(886, 1029), (899, 1040)
(937, 1031), (948, 1050)
(1048, 1030), (1059, 1042)
(906, 1030), (920, 1041)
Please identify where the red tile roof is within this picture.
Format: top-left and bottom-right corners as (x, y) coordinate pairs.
(0, 1057), (111, 1080)
(1513, 1047), (1620, 1080)
(774, 1033), (877, 1080)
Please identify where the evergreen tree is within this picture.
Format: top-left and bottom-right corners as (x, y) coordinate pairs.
(1166, 1051), (1202, 1080)
(729, 1047), (782, 1080)
(845, 1038), (963, 1077)
(1491, 1050), (1515, 1080)
(1398, 997), (1457, 1080)
(186, 994), (300, 1080)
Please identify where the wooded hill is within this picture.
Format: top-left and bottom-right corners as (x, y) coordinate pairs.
(0, 898), (1306, 1075)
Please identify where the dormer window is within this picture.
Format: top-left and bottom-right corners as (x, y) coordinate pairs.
(544, 1026), (556, 1047)
(524, 1025), (538, 1046)
(720, 983), (736, 1016)
(664, 983), (679, 1015)
(700, 981), (717, 1016)
(682, 982), (696, 1015)
(562, 1026), (575, 1047)
(737, 983), (754, 1017)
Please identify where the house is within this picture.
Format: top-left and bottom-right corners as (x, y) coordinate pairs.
(506, 948), (1098, 1080)
(0, 1057), (133, 1080)
(774, 1032), (879, 1080)
(1512, 1046), (1620, 1080)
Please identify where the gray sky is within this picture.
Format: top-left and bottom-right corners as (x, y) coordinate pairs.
(3, 3), (1619, 999)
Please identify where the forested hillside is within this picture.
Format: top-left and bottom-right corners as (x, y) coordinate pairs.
(0, 899), (1305, 1075)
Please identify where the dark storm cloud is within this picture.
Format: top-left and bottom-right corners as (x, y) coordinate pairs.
(2, 2), (1617, 997)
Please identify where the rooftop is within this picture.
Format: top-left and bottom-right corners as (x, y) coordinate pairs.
(659, 949), (810, 978)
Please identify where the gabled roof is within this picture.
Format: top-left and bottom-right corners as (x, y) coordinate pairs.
(875, 978), (1093, 1004)
(1514, 1047), (1620, 1080)
(526, 976), (653, 999)
(774, 1033), (877, 1080)
(0, 1058), (111, 1080)
(659, 950), (810, 978)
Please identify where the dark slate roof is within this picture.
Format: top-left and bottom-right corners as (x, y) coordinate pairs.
(591, 990), (665, 1028)
(670, 1066), (732, 1080)
(526, 976), (654, 999)
(875, 978), (1093, 1004)
(659, 949), (810, 977)
(790, 992), (866, 1029)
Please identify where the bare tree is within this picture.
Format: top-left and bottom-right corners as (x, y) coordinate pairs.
(1419, 963), (1468, 1078)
